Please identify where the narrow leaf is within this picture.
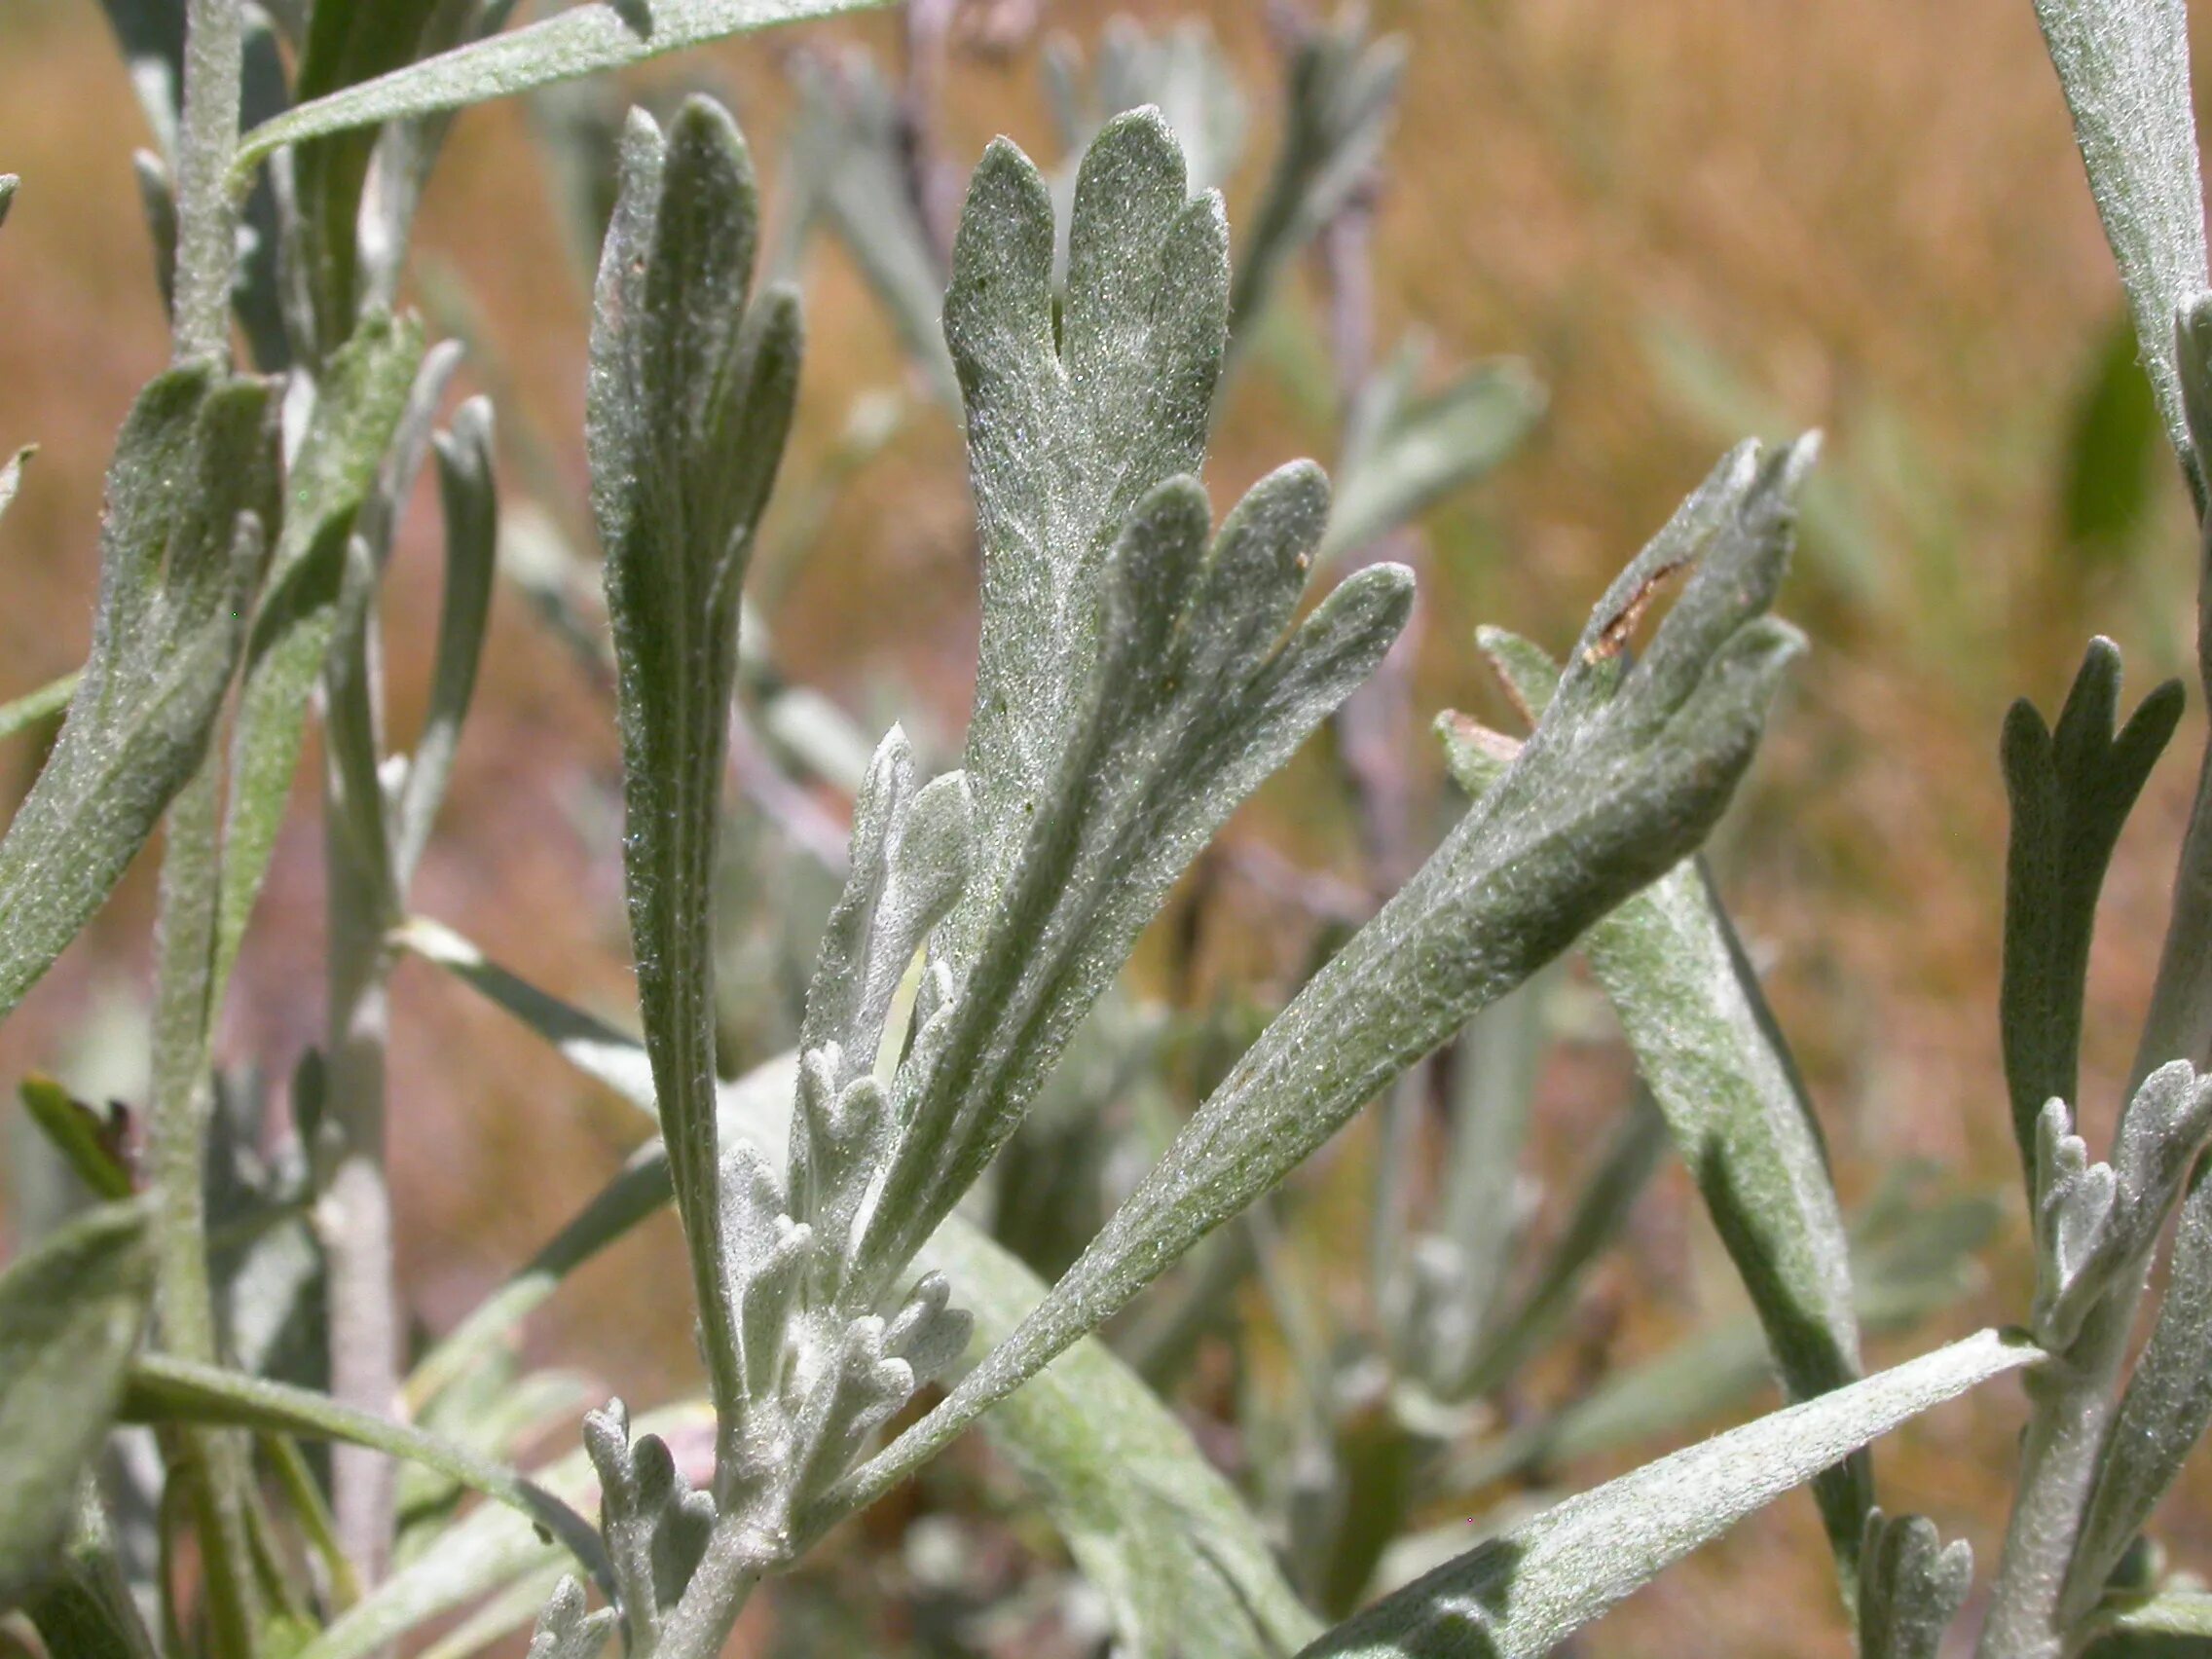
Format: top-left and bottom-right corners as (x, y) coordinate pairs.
(2032, 0), (2209, 498)
(830, 438), (1814, 1517)
(0, 1202), (155, 1605)
(2066, 1164), (2212, 1620)
(236, 0), (894, 173)
(1300, 1330), (2036, 1659)
(219, 313), (423, 982)
(18, 1077), (133, 1200)
(117, 1353), (611, 1590)
(0, 672), (82, 746)
(0, 370), (275, 1026)
(2001, 640), (2183, 1172)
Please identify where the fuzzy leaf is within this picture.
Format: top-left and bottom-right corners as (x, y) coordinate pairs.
(847, 113), (1411, 1288)
(2032, 0), (2209, 499)
(1859, 1511), (1973, 1659)
(1470, 617), (1870, 1577)
(1302, 1331), (2035, 1659)
(2079, 1593), (2212, 1656)
(1320, 354), (1544, 566)
(2066, 1163), (2212, 1619)
(526, 1576), (616, 1659)
(219, 313), (424, 986)
(1583, 842), (1867, 1568)
(291, 1400), (714, 1659)
(404, 928), (1317, 1659)
(925, 1221), (1323, 1659)
(117, 1352), (610, 1590)
(834, 438), (1813, 1514)
(865, 461), (1412, 1278)
(0, 1202), (155, 1606)
(2001, 640), (2182, 1171)
(236, 0), (892, 172)
(0, 369), (275, 1026)
(591, 93), (799, 1421)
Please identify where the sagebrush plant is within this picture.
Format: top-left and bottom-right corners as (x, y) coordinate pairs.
(4, 1), (2212, 1656)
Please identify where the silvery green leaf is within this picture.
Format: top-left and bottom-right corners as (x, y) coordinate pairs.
(591, 92), (798, 1419)
(116, 1352), (611, 1590)
(2032, 0), (2209, 498)
(2032, 1065), (2212, 1350)
(864, 186), (1416, 1261)
(0, 1201), (155, 1607)
(2077, 1592), (2212, 1656)
(1319, 352), (1544, 566)
(1859, 1510), (1973, 1659)
(2001, 640), (2182, 1169)
(131, 151), (178, 321)
(218, 313), (423, 987)
(2065, 1164), (2212, 1620)
(406, 928), (1315, 1659)
(0, 368), (275, 1026)
(1298, 1330), (2036, 1659)
(935, 109), (1227, 947)
(1230, 10), (1407, 344)
(582, 1400), (713, 1643)
(526, 1575), (616, 1659)
(0, 670), (76, 747)
(389, 396), (498, 884)
(291, 1400), (715, 1659)
(836, 438), (1810, 1513)
(1582, 841), (1867, 1567)
(1464, 615), (1870, 1578)
(922, 1218), (1323, 1659)
(866, 461), (1411, 1276)
(1058, 18), (1247, 198)
(1448, 1175), (1999, 1494)
(237, 0), (894, 172)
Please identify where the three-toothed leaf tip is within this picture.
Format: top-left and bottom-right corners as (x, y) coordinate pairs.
(1858, 1510), (1973, 1659)
(527, 1575), (617, 1659)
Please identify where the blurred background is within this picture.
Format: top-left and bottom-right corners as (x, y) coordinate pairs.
(3, 0), (2210, 1652)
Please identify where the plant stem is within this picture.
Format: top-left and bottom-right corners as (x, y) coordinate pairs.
(1976, 1297), (2136, 1658)
(654, 1521), (765, 1659)
(172, 0), (243, 364)
(147, 758), (262, 1658)
(322, 762), (401, 1581)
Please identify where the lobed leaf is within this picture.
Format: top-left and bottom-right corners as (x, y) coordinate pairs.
(1466, 617), (1871, 1577)
(830, 437), (1813, 1518)
(1301, 1331), (2035, 1659)
(2065, 1163), (2212, 1621)
(1859, 1510), (1974, 1659)
(0, 369), (276, 1027)
(590, 93), (799, 1423)
(236, 1), (895, 174)
(2001, 640), (2182, 1171)
(0, 1202), (156, 1607)
(2032, 0), (2209, 500)
(405, 926), (1318, 1659)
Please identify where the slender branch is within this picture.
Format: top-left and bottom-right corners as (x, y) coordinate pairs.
(172, 0), (243, 363)
(322, 781), (401, 1581)
(146, 759), (262, 1657)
